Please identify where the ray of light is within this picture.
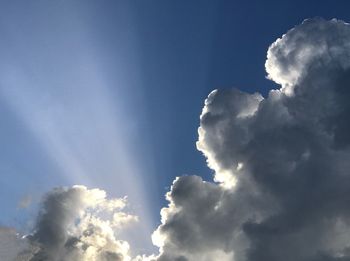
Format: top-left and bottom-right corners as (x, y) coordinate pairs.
(0, 1), (156, 254)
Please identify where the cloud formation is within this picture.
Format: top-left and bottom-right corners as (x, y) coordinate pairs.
(153, 18), (350, 261)
(3, 17), (350, 261)
(10, 186), (139, 261)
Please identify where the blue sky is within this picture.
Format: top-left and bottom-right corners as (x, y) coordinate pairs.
(2, 0), (350, 255)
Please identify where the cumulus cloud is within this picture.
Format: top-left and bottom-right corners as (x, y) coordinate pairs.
(152, 18), (350, 261)
(3, 17), (350, 261)
(8, 186), (139, 261)
(31, 185), (140, 261)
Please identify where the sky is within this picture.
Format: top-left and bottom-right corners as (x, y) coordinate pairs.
(2, 1), (350, 261)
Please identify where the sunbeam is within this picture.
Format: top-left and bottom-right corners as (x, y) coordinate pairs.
(0, 1), (155, 255)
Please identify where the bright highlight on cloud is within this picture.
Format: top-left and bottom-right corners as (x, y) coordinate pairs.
(155, 18), (350, 261)
(11, 186), (139, 261)
(3, 17), (350, 261)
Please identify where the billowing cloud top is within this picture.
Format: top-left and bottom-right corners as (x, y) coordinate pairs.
(14, 186), (138, 261)
(154, 18), (350, 261)
(2, 18), (350, 261)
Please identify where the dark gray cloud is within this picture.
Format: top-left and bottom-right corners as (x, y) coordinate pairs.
(0, 227), (35, 261)
(152, 18), (350, 261)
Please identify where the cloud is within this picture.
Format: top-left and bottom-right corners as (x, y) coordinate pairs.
(0, 227), (35, 261)
(17, 195), (32, 209)
(10, 186), (139, 261)
(31, 185), (139, 261)
(3, 17), (350, 261)
(152, 18), (350, 261)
